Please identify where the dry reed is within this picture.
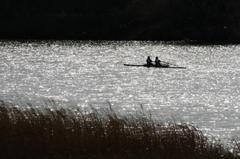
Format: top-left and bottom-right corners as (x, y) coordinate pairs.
(0, 100), (238, 159)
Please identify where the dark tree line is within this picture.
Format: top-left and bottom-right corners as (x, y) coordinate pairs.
(0, 0), (240, 42)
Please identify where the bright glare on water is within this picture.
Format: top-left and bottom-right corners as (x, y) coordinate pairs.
(0, 40), (240, 142)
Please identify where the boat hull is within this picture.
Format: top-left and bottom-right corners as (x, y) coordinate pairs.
(124, 64), (186, 69)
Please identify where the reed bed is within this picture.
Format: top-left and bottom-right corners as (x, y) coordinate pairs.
(0, 100), (239, 159)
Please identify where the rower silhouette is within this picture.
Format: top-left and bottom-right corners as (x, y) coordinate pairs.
(146, 56), (153, 66)
(155, 56), (161, 66)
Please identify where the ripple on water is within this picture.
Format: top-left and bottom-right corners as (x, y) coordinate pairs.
(0, 41), (240, 143)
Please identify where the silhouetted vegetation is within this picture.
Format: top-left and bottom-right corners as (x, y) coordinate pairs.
(1, 0), (240, 42)
(0, 100), (240, 159)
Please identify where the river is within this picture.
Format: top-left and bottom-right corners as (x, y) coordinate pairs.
(0, 40), (240, 142)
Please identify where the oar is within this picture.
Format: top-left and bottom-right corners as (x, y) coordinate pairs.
(161, 61), (178, 66)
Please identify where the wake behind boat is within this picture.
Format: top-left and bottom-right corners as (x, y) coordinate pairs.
(124, 64), (186, 69)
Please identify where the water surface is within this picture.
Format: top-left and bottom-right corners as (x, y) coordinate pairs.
(0, 41), (240, 142)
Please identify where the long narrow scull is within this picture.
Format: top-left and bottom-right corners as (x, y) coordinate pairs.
(124, 64), (186, 69)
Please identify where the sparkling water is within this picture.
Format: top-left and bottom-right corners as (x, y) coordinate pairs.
(0, 40), (240, 142)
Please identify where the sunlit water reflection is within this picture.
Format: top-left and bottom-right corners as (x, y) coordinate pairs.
(0, 41), (240, 142)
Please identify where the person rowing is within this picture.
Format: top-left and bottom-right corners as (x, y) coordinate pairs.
(155, 56), (161, 66)
(146, 56), (153, 66)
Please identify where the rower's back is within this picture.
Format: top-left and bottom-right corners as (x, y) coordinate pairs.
(146, 56), (153, 66)
(155, 57), (161, 66)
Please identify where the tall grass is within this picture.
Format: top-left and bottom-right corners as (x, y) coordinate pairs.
(0, 100), (239, 159)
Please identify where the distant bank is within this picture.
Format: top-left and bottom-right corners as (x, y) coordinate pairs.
(1, 15), (239, 44)
(1, 0), (240, 43)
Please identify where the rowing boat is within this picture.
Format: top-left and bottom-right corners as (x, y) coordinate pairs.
(124, 64), (186, 69)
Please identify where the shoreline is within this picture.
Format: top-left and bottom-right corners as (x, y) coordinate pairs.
(0, 100), (239, 159)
